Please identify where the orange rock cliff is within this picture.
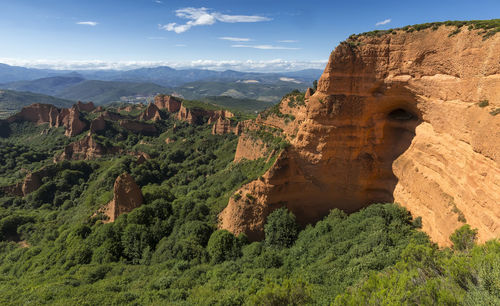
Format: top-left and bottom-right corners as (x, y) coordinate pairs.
(100, 173), (144, 222)
(219, 26), (500, 246)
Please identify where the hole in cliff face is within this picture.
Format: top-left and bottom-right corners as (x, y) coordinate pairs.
(360, 103), (422, 206)
(388, 108), (415, 121)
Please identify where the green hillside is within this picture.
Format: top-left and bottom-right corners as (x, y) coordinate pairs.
(56, 80), (169, 105)
(0, 89), (74, 118)
(175, 81), (309, 103)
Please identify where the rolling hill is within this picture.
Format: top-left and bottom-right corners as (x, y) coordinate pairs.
(0, 89), (73, 118)
(55, 80), (169, 105)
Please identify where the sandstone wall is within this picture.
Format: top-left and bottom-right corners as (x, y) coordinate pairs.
(220, 26), (500, 245)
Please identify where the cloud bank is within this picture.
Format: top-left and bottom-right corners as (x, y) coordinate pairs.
(159, 7), (271, 33)
(0, 58), (327, 73)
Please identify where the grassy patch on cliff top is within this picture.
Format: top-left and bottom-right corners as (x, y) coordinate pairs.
(349, 19), (500, 41)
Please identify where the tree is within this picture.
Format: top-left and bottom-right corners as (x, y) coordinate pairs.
(207, 230), (241, 263)
(264, 208), (299, 248)
(450, 224), (478, 251)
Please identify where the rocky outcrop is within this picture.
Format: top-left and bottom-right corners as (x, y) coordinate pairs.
(176, 104), (204, 124)
(59, 107), (87, 137)
(233, 133), (270, 162)
(7, 103), (87, 137)
(155, 94), (182, 113)
(220, 26), (500, 245)
(101, 111), (125, 121)
(56, 135), (119, 161)
(139, 103), (163, 121)
(211, 117), (238, 135)
(89, 115), (106, 134)
(304, 87), (314, 99)
(101, 173), (143, 222)
(75, 101), (95, 112)
(177, 104), (235, 126)
(22, 167), (53, 195)
(119, 119), (157, 135)
(1, 167), (53, 197)
(8, 103), (60, 125)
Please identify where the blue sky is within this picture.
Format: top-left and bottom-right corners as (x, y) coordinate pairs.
(0, 0), (498, 71)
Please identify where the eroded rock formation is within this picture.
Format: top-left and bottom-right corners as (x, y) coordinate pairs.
(56, 135), (120, 161)
(59, 107), (87, 137)
(139, 103), (163, 121)
(101, 173), (143, 222)
(75, 101), (95, 112)
(155, 94), (182, 113)
(220, 26), (500, 245)
(119, 119), (157, 135)
(89, 115), (106, 134)
(7, 103), (88, 137)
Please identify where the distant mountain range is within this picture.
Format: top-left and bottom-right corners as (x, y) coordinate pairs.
(0, 63), (322, 87)
(0, 63), (322, 113)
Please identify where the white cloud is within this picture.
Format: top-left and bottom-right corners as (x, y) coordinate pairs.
(277, 40), (298, 43)
(155, 0), (162, 3)
(0, 58), (326, 72)
(175, 44), (187, 47)
(231, 44), (299, 50)
(76, 21), (98, 26)
(219, 37), (252, 42)
(159, 7), (271, 33)
(375, 19), (391, 26)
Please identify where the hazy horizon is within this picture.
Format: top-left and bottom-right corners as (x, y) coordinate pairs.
(1, 0), (499, 72)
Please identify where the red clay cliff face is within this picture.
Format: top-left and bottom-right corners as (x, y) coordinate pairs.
(60, 107), (87, 137)
(154, 95), (182, 113)
(56, 135), (120, 161)
(8, 103), (88, 137)
(139, 103), (163, 121)
(220, 27), (500, 245)
(102, 173), (143, 222)
(75, 101), (95, 112)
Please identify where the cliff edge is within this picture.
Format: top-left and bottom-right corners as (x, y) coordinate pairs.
(220, 24), (500, 246)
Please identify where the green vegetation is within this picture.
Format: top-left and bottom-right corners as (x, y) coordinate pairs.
(201, 96), (275, 113)
(0, 104), (498, 304)
(284, 89), (306, 108)
(176, 80), (309, 103)
(0, 89), (74, 118)
(56, 80), (168, 105)
(348, 19), (500, 41)
(335, 226), (500, 305)
(478, 99), (489, 107)
(490, 108), (500, 116)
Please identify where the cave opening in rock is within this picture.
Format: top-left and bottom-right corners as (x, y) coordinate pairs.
(388, 108), (416, 121)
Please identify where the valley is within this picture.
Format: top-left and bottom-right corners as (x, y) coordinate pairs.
(0, 18), (499, 305)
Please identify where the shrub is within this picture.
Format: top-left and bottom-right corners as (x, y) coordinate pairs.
(450, 224), (478, 251)
(249, 278), (312, 306)
(478, 100), (489, 107)
(264, 208), (299, 248)
(207, 230), (241, 263)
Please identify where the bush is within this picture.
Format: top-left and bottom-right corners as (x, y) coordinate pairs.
(450, 224), (478, 251)
(264, 208), (299, 248)
(249, 278), (312, 306)
(207, 230), (241, 263)
(478, 100), (489, 107)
